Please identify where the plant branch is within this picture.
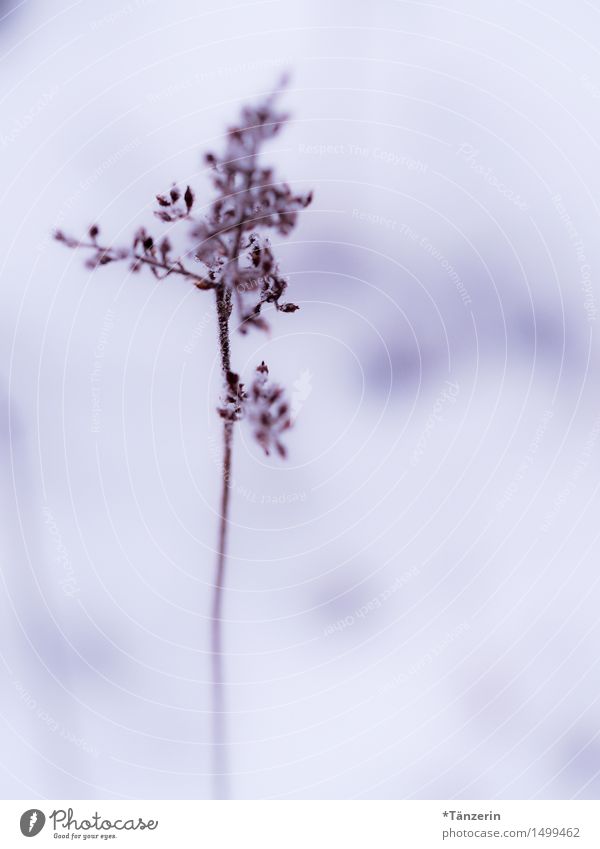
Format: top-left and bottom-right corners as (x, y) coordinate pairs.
(55, 235), (214, 289)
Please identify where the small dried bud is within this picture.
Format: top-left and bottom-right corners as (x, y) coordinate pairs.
(53, 230), (78, 248)
(184, 185), (194, 211)
(159, 237), (171, 263)
(89, 224), (99, 239)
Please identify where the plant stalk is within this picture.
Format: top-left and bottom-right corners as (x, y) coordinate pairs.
(210, 284), (233, 799)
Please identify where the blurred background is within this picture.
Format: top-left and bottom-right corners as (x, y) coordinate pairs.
(1, 0), (600, 800)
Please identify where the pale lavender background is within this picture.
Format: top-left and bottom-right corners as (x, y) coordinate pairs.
(1, 0), (600, 799)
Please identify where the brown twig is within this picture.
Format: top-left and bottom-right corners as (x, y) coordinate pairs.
(56, 236), (214, 289)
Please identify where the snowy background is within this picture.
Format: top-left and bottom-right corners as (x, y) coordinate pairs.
(1, 0), (600, 799)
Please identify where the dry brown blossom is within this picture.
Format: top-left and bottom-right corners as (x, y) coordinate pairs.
(218, 361), (291, 457)
(246, 361), (291, 458)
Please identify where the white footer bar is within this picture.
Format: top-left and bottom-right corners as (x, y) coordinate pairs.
(1, 800), (598, 847)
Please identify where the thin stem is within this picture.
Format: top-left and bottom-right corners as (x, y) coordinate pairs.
(210, 283), (234, 799)
(209, 196), (247, 799)
(211, 417), (233, 800)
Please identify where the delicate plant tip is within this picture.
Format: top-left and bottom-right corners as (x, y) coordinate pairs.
(54, 230), (78, 248)
(89, 224), (99, 240)
(159, 237), (171, 263)
(184, 185), (194, 211)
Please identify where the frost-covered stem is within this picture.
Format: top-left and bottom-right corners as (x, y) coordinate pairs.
(210, 283), (233, 799)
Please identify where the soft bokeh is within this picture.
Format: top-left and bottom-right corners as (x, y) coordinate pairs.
(1, 0), (600, 799)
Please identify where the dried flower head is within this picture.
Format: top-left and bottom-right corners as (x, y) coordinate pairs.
(217, 362), (291, 457)
(53, 79), (312, 455)
(245, 361), (291, 457)
(193, 84), (312, 333)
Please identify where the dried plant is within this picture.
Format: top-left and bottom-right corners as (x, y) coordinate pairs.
(53, 81), (312, 798)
